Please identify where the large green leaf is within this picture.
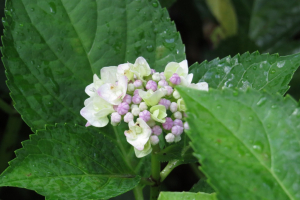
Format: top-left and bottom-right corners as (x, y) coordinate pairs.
(189, 51), (300, 95)
(249, 0), (300, 52)
(158, 192), (216, 200)
(0, 124), (140, 199)
(2, 0), (185, 131)
(177, 87), (300, 200)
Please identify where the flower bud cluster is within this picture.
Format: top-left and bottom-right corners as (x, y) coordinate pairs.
(81, 57), (208, 158)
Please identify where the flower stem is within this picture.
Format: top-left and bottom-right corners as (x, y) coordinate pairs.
(0, 98), (15, 115)
(150, 144), (161, 200)
(133, 185), (144, 200)
(160, 159), (183, 182)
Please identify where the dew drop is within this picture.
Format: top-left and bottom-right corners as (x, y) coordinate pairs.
(253, 66), (257, 70)
(152, 2), (158, 7)
(248, 116), (253, 121)
(216, 105), (221, 109)
(30, 60), (35, 65)
(252, 145), (262, 152)
(30, 8), (34, 12)
(146, 45), (154, 52)
(19, 23), (24, 27)
(165, 38), (175, 43)
(49, 2), (57, 14)
(256, 97), (267, 106)
(270, 70), (276, 74)
(271, 105), (277, 109)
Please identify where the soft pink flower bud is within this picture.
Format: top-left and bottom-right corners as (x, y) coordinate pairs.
(165, 133), (175, 143)
(150, 135), (159, 145)
(113, 105), (118, 111)
(111, 112), (121, 123)
(158, 80), (168, 87)
(85, 122), (91, 127)
(174, 111), (182, 119)
(134, 80), (143, 88)
(159, 98), (171, 109)
(170, 102), (178, 113)
(162, 117), (173, 130)
(160, 72), (166, 80)
(132, 94), (142, 104)
(117, 102), (130, 115)
(184, 122), (190, 130)
(173, 119), (183, 127)
(170, 73), (181, 85)
(124, 112), (134, 123)
(151, 69), (156, 75)
(171, 125), (184, 135)
(146, 80), (157, 91)
(165, 86), (173, 95)
(139, 110), (151, 122)
(122, 94), (132, 104)
(134, 89), (140, 95)
(152, 125), (162, 135)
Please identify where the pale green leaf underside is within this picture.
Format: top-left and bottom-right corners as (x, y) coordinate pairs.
(158, 192), (216, 200)
(177, 87), (300, 200)
(189, 51), (300, 95)
(2, 0), (185, 131)
(0, 124), (140, 200)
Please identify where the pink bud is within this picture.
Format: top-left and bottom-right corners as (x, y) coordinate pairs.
(152, 125), (162, 135)
(132, 94), (142, 104)
(165, 133), (175, 143)
(159, 98), (171, 109)
(117, 103), (130, 115)
(164, 86), (173, 95)
(111, 112), (121, 123)
(170, 73), (181, 85)
(162, 117), (173, 130)
(171, 125), (184, 136)
(170, 102), (178, 113)
(113, 105), (118, 111)
(173, 119), (183, 127)
(124, 112), (134, 123)
(158, 80), (168, 87)
(151, 69), (156, 74)
(134, 89), (140, 95)
(184, 122), (190, 130)
(146, 80), (157, 91)
(85, 122), (91, 127)
(134, 80), (143, 88)
(139, 110), (151, 122)
(160, 72), (166, 80)
(122, 94), (132, 104)
(150, 135), (159, 145)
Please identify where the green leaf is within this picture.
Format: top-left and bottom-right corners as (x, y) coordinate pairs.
(189, 51), (300, 95)
(158, 192), (216, 200)
(190, 179), (214, 193)
(0, 124), (140, 199)
(177, 87), (300, 200)
(249, 0), (300, 51)
(2, 0), (185, 131)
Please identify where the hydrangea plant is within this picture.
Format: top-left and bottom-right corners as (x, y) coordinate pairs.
(1, 0), (300, 200)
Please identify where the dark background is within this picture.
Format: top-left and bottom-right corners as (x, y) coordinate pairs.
(0, 0), (299, 199)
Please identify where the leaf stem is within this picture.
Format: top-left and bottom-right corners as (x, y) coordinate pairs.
(140, 177), (155, 186)
(133, 185), (144, 200)
(160, 159), (183, 182)
(150, 144), (161, 200)
(0, 99), (15, 115)
(0, 111), (22, 172)
(189, 163), (205, 179)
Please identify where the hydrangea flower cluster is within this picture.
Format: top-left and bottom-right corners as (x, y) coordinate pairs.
(80, 57), (208, 158)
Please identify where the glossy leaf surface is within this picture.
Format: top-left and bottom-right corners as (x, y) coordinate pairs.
(0, 124), (140, 199)
(178, 87), (300, 200)
(189, 51), (300, 95)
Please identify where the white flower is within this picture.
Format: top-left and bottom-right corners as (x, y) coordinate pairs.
(188, 82), (209, 91)
(138, 88), (167, 106)
(173, 90), (181, 99)
(97, 75), (128, 105)
(164, 60), (194, 86)
(134, 140), (152, 158)
(124, 118), (152, 151)
(130, 57), (151, 81)
(80, 95), (114, 127)
(85, 74), (104, 97)
(165, 133), (175, 143)
(117, 63), (134, 81)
